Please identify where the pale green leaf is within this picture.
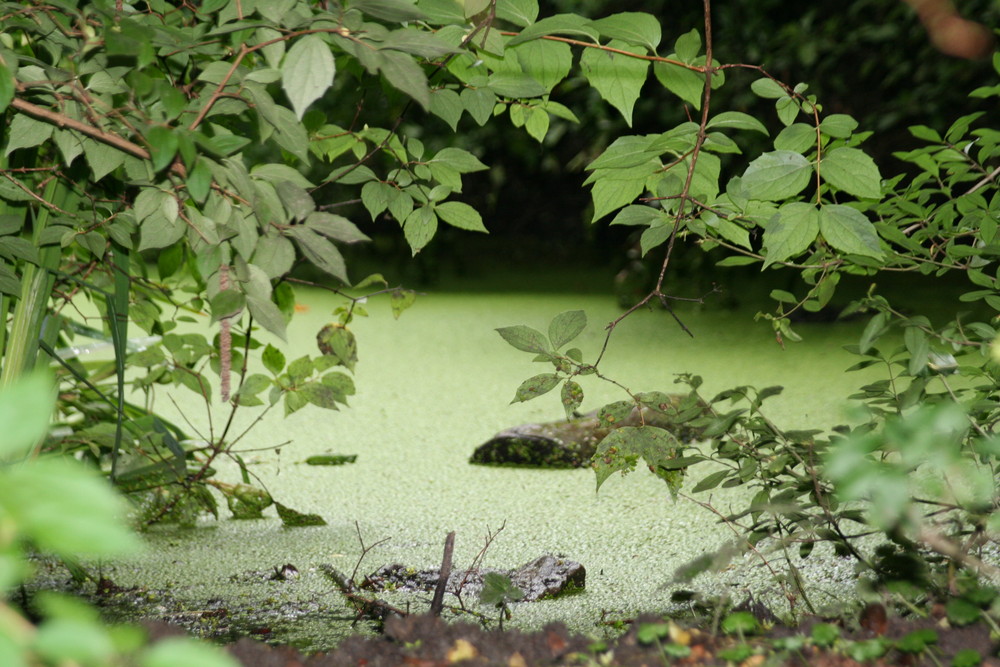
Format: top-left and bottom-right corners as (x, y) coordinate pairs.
(741, 150), (812, 201)
(818, 204), (883, 259)
(821, 147), (882, 200)
(762, 202), (819, 267)
(580, 39), (648, 127)
(282, 34), (336, 120)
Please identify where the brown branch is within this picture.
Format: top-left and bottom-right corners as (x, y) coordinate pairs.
(10, 96), (186, 178)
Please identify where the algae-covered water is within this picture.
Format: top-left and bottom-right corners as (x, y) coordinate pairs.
(96, 277), (878, 650)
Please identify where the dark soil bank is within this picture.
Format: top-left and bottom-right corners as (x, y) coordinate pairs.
(146, 609), (1000, 666)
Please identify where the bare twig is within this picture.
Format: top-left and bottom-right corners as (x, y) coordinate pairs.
(430, 531), (456, 616)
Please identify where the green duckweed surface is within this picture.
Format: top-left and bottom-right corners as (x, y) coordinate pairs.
(102, 285), (877, 650)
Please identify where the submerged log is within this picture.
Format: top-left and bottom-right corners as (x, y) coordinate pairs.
(470, 394), (707, 468)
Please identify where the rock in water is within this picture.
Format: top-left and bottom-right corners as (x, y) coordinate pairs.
(470, 395), (706, 468)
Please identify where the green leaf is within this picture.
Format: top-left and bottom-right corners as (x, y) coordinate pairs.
(821, 147), (882, 199)
(252, 235), (296, 279)
(306, 211), (370, 243)
(773, 124), (815, 153)
(653, 62), (703, 109)
(588, 161), (659, 222)
(210, 289), (245, 321)
(0, 62), (14, 113)
(819, 114), (858, 138)
(507, 13), (600, 46)
(496, 0), (538, 26)
(587, 134), (665, 171)
(351, 0), (427, 22)
(587, 12), (661, 52)
(548, 310), (586, 349)
(487, 72), (547, 98)
(479, 572), (524, 605)
(741, 150), (812, 201)
(185, 158), (212, 203)
(762, 202), (819, 267)
(593, 426), (679, 492)
(5, 114), (53, 156)
(818, 205), (883, 259)
(435, 201), (487, 232)
(461, 87), (496, 125)
(288, 226), (350, 283)
(580, 40), (649, 126)
(146, 126), (179, 173)
(560, 380), (584, 418)
(512, 39), (572, 93)
(263, 343), (286, 375)
(403, 206), (437, 254)
(673, 29), (701, 62)
(0, 371), (54, 457)
(429, 88), (463, 130)
(1, 458), (141, 557)
(610, 205), (667, 227)
(83, 138), (127, 181)
(282, 34), (336, 120)
(496, 324), (551, 354)
(390, 288), (416, 319)
(377, 50), (430, 110)
(431, 147), (489, 173)
(750, 77), (786, 99)
(317, 324), (358, 370)
(706, 111), (769, 135)
(247, 295), (287, 340)
(512, 373), (561, 403)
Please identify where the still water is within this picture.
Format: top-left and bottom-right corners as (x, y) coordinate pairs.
(103, 281), (875, 650)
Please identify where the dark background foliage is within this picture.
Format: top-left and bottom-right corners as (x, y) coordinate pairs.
(338, 0), (999, 287)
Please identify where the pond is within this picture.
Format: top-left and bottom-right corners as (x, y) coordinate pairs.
(83, 271), (881, 651)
